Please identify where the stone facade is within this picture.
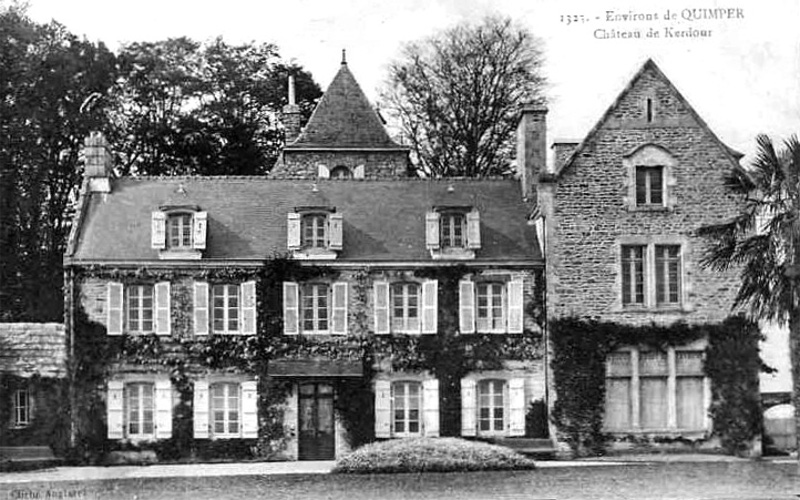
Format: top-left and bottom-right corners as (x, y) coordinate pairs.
(272, 149), (409, 180)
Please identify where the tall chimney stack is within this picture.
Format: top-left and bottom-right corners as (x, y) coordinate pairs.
(283, 75), (302, 144)
(83, 131), (113, 193)
(516, 104), (548, 201)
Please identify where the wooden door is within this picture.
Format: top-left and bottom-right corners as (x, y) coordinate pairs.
(298, 382), (335, 460)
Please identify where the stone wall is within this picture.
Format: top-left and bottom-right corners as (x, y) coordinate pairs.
(271, 150), (410, 180)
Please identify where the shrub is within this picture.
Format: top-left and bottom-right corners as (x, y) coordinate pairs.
(333, 437), (536, 474)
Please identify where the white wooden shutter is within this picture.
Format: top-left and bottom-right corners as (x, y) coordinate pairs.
(241, 280), (257, 335)
(107, 282), (123, 336)
(354, 164), (365, 179)
(193, 211), (207, 250)
(466, 210), (481, 249)
(287, 212), (301, 250)
(459, 280), (475, 334)
(374, 380), (392, 438)
(331, 281), (348, 335)
(421, 280), (438, 334)
(151, 211), (166, 249)
(509, 378), (526, 436)
(460, 378), (477, 436)
(329, 213), (343, 250)
(193, 380), (209, 438)
(155, 281), (171, 336)
(373, 281), (390, 334)
(507, 278), (524, 334)
(107, 380), (124, 439)
(425, 211), (440, 249)
(283, 282), (299, 335)
(193, 281), (209, 336)
(241, 381), (258, 438)
(422, 378), (440, 437)
(317, 164), (330, 179)
(155, 379), (173, 439)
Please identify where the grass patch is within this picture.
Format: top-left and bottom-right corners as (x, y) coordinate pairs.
(333, 437), (536, 474)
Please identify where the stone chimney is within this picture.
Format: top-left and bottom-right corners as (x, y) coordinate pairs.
(283, 75), (302, 144)
(552, 140), (580, 173)
(516, 104), (548, 200)
(83, 131), (113, 193)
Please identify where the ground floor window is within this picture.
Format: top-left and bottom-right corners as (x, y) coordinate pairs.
(211, 382), (240, 437)
(605, 347), (706, 432)
(126, 382), (155, 438)
(12, 389), (31, 427)
(392, 381), (421, 436)
(478, 379), (506, 434)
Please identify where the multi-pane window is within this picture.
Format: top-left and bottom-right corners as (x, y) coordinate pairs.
(212, 284), (239, 333)
(635, 166), (664, 206)
(13, 389), (30, 427)
(167, 214), (193, 249)
(440, 213), (466, 248)
(302, 284), (329, 332)
(478, 380), (505, 434)
(128, 285), (154, 332)
(476, 283), (505, 332)
(621, 245), (645, 306)
(126, 383), (154, 437)
(392, 283), (420, 332)
(392, 381), (421, 436)
(211, 383), (240, 437)
(604, 349), (706, 432)
(655, 245), (681, 305)
(302, 214), (327, 248)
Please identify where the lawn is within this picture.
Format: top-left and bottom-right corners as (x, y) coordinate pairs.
(1, 462), (797, 500)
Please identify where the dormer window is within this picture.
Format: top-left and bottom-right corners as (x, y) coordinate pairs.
(426, 206), (480, 260)
(331, 166), (352, 179)
(288, 207), (342, 260)
(152, 206), (206, 259)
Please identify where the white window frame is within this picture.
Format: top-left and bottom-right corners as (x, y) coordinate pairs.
(301, 283), (330, 334)
(476, 282), (506, 333)
(477, 379), (506, 436)
(440, 212), (466, 249)
(126, 382), (155, 439)
(392, 381), (422, 437)
(301, 213), (328, 249)
(13, 389), (31, 428)
(604, 346), (709, 433)
(391, 283), (421, 333)
(635, 165), (665, 207)
(210, 382), (241, 438)
(212, 284), (240, 334)
(127, 284), (154, 333)
(167, 213), (193, 249)
(619, 241), (684, 310)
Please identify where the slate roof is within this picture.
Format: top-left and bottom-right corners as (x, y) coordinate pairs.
(0, 323), (66, 378)
(557, 58), (743, 178)
(286, 62), (406, 150)
(67, 178), (541, 264)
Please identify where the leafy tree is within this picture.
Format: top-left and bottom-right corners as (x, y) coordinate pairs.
(104, 37), (322, 176)
(698, 134), (800, 457)
(0, 4), (116, 320)
(381, 15), (547, 177)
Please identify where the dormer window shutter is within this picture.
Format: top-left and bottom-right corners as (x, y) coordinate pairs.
(425, 211), (440, 250)
(151, 211), (166, 249)
(287, 213), (301, 250)
(328, 213), (343, 250)
(193, 211), (207, 250)
(466, 210), (481, 249)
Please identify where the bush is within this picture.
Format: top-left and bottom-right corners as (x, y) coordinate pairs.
(333, 437), (536, 474)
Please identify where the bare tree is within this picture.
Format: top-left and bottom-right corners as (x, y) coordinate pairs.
(382, 16), (547, 177)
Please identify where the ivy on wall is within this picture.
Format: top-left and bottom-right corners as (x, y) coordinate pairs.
(70, 258), (545, 462)
(550, 316), (771, 457)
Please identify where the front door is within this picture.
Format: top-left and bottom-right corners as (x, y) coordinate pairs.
(298, 382), (335, 460)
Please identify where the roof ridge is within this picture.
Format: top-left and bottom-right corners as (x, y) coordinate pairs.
(117, 176), (518, 183)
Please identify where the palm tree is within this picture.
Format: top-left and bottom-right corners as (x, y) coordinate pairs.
(698, 133), (800, 460)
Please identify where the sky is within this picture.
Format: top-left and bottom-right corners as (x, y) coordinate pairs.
(23, 0), (800, 164)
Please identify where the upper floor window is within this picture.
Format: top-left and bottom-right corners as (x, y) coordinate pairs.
(212, 284), (240, 334)
(151, 208), (207, 257)
(302, 283), (329, 333)
(620, 243), (683, 309)
(192, 281), (257, 336)
(440, 212), (466, 248)
(635, 166), (663, 206)
(426, 207), (481, 259)
(392, 283), (420, 333)
(476, 283), (505, 333)
(459, 278), (524, 334)
(128, 284), (154, 333)
(107, 282), (170, 336)
(302, 214), (328, 249)
(13, 389), (30, 428)
(287, 208), (342, 257)
(168, 213), (193, 249)
(282, 281), (349, 335)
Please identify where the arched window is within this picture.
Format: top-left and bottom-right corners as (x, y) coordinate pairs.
(330, 166), (352, 179)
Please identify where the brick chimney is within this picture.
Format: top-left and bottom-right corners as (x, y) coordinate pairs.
(283, 75), (302, 144)
(552, 140), (580, 173)
(83, 131), (113, 193)
(516, 104), (548, 200)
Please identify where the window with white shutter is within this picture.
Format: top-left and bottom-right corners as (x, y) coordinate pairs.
(459, 280), (475, 334)
(460, 378), (477, 437)
(107, 282), (124, 336)
(155, 379), (173, 439)
(194, 281), (209, 336)
(283, 282), (299, 335)
(421, 280), (438, 334)
(331, 282), (348, 335)
(154, 282), (171, 336)
(374, 380), (392, 438)
(374, 281), (390, 334)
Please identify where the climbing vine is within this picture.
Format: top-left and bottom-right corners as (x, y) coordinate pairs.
(550, 316), (770, 457)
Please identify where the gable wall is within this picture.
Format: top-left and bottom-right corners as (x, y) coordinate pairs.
(546, 67), (744, 325)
